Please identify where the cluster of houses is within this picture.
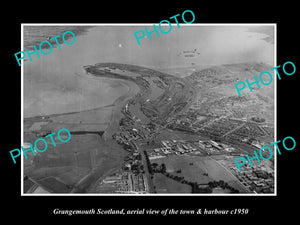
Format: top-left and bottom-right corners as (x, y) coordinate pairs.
(228, 160), (274, 193)
(148, 139), (238, 160)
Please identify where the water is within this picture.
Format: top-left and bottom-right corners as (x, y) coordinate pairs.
(24, 25), (274, 117)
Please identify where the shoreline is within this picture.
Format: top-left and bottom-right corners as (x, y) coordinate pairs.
(24, 103), (114, 120)
(24, 76), (135, 120)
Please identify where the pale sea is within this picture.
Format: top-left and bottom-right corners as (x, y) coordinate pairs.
(23, 25), (274, 117)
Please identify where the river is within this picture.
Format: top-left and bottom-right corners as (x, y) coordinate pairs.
(24, 25), (274, 121)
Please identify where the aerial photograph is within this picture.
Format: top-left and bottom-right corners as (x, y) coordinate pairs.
(22, 24), (275, 194)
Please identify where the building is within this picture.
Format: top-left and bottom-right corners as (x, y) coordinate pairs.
(210, 140), (223, 150)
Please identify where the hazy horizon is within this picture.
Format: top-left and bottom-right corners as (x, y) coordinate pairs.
(23, 25), (275, 117)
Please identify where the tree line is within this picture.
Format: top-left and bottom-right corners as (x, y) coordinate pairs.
(151, 162), (239, 193)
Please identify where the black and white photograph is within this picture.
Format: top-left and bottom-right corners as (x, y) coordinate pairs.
(3, 4), (298, 221)
(22, 24), (275, 195)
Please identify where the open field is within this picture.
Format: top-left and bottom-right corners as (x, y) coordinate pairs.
(37, 177), (71, 193)
(152, 155), (248, 193)
(153, 173), (191, 193)
(24, 132), (127, 193)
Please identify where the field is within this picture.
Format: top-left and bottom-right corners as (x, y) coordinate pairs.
(24, 132), (127, 193)
(37, 177), (72, 193)
(153, 173), (191, 193)
(152, 155), (248, 193)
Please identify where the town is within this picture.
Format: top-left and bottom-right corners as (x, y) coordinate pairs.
(23, 62), (276, 194)
(80, 63), (276, 194)
(234, 61), (296, 96)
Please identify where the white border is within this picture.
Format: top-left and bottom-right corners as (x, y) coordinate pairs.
(21, 23), (277, 196)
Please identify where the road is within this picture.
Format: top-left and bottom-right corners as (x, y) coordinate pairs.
(222, 123), (246, 137)
(136, 144), (156, 193)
